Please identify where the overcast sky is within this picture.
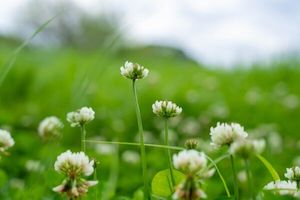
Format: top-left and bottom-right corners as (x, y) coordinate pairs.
(1, 0), (300, 66)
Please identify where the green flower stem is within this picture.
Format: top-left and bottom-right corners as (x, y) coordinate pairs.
(132, 80), (150, 199)
(230, 154), (239, 200)
(80, 125), (86, 152)
(164, 119), (175, 190)
(245, 159), (255, 200)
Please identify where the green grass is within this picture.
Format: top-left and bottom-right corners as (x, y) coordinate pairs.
(0, 39), (300, 199)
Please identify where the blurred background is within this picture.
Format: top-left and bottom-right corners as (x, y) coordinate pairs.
(0, 0), (300, 199)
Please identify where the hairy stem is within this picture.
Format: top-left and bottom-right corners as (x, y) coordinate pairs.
(230, 155), (239, 200)
(245, 159), (255, 200)
(81, 125), (86, 152)
(164, 119), (175, 190)
(132, 80), (149, 199)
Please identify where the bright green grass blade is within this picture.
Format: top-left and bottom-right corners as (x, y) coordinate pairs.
(205, 155), (231, 197)
(85, 140), (184, 151)
(256, 154), (280, 181)
(0, 14), (60, 87)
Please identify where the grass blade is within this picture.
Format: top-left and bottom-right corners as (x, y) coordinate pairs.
(205, 155), (231, 197)
(0, 14), (60, 87)
(256, 154), (280, 181)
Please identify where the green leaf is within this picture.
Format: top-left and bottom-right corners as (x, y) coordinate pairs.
(256, 154), (280, 181)
(151, 169), (185, 197)
(133, 189), (144, 200)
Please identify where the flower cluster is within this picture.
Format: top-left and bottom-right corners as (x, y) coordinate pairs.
(53, 150), (97, 198)
(152, 100), (182, 118)
(229, 139), (265, 158)
(264, 180), (298, 196)
(209, 122), (248, 147)
(172, 150), (211, 199)
(285, 166), (300, 181)
(67, 107), (95, 127)
(173, 150), (207, 175)
(38, 116), (63, 138)
(120, 61), (149, 80)
(0, 129), (15, 153)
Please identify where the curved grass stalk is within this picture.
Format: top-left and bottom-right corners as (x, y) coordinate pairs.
(84, 140), (184, 151)
(255, 154), (280, 181)
(205, 155), (231, 197)
(0, 14), (60, 87)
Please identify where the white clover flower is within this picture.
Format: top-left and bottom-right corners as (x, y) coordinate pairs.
(209, 122), (248, 147)
(120, 61), (149, 80)
(67, 107), (95, 127)
(229, 139), (266, 158)
(0, 129), (15, 152)
(152, 100), (182, 118)
(38, 116), (63, 138)
(173, 150), (207, 174)
(54, 150), (95, 177)
(285, 166), (300, 181)
(264, 180), (298, 196)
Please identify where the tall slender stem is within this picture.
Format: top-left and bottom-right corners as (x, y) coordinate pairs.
(245, 159), (254, 200)
(132, 80), (150, 199)
(81, 125), (86, 152)
(230, 155), (239, 200)
(164, 119), (175, 189)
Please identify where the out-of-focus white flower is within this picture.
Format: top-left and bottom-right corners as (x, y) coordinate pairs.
(285, 166), (300, 181)
(0, 129), (14, 152)
(152, 100), (182, 118)
(67, 107), (95, 127)
(38, 116), (63, 138)
(9, 178), (25, 190)
(25, 160), (45, 173)
(185, 139), (199, 150)
(120, 61), (149, 80)
(122, 150), (140, 164)
(54, 150), (94, 177)
(264, 180), (298, 196)
(238, 170), (247, 183)
(209, 122), (248, 147)
(173, 150), (207, 174)
(229, 139), (266, 158)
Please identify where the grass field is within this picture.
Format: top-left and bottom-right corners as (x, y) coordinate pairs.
(0, 36), (300, 199)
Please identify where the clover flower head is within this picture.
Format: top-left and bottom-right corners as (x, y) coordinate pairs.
(173, 150), (207, 174)
(185, 139), (199, 150)
(120, 61), (149, 80)
(54, 150), (95, 177)
(285, 166), (300, 181)
(53, 178), (98, 198)
(264, 180), (298, 196)
(67, 107), (95, 127)
(229, 139), (265, 158)
(0, 129), (14, 152)
(152, 100), (182, 118)
(209, 122), (248, 147)
(38, 116), (63, 138)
